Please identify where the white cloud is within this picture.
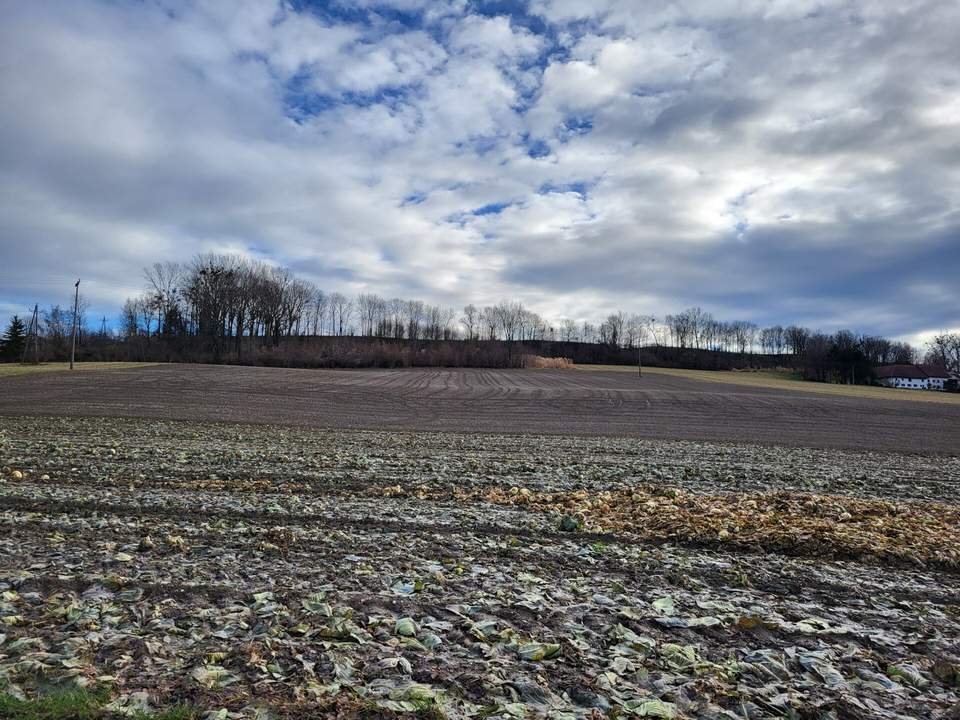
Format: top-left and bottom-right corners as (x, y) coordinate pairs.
(0, 0), (958, 339)
(448, 14), (543, 61)
(528, 27), (725, 137)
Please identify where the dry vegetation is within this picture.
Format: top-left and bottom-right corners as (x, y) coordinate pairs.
(581, 363), (960, 405)
(521, 355), (574, 369)
(0, 362), (157, 378)
(381, 484), (960, 570)
(1, 415), (959, 719)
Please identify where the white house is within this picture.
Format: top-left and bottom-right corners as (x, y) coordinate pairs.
(875, 364), (929, 389)
(875, 363), (955, 391)
(920, 364), (952, 391)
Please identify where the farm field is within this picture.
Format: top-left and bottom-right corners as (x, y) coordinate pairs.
(2, 414), (960, 719)
(2, 364), (960, 453)
(2, 366), (960, 718)
(581, 364), (960, 406)
(0, 362), (158, 378)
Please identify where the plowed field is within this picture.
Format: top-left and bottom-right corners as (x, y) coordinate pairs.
(1, 364), (958, 453)
(1, 366), (959, 719)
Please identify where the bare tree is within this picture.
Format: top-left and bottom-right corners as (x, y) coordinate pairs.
(135, 293), (155, 338)
(357, 293), (382, 337)
(664, 312), (692, 348)
(859, 334), (892, 365)
(785, 325), (810, 355)
(890, 341), (916, 365)
(329, 293), (353, 336)
(580, 322), (596, 343)
(120, 299), (139, 338)
(481, 307), (497, 340)
(684, 307), (710, 348)
(404, 300), (425, 340)
(460, 304), (479, 341)
(490, 301), (524, 342)
(600, 311), (625, 346)
(143, 261), (182, 335)
(388, 298), (405, 339)
(759, 325), (786, 355)
(729, 320), (758, 354)
(625, 314), (655, 348)
(926, 332), (960, 372)
(308, 290), (328, 336)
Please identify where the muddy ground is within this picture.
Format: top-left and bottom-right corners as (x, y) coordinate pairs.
(1, 365), (959, 453)
(1, 415), (959, 719)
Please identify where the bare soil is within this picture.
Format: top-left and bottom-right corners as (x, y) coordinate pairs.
(0, 364), (957, 453)
(1, 415), (959, 719)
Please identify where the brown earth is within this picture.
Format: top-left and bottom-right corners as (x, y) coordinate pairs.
(0, 364), (957, 453)
(2, 415), (959, 718)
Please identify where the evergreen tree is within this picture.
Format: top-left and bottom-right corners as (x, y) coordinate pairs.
(1, 316), (27, 360)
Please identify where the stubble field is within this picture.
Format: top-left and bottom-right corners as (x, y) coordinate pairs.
(1, 366), (959, 719)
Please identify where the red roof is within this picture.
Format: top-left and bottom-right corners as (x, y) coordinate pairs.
(875, 364), (927, 380)
(919, 364), (951, 378)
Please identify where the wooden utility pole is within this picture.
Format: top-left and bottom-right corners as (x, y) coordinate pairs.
(21, 304), (40, 364)
(20, 308), (31, 364)
(638, 324), (649, 378)
(32, 305), (40, 363)
(69, 279), (80, 370)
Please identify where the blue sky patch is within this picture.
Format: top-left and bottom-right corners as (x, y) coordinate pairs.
(539, 181), (590, 199)
(472, 201), (515, 216)
(526, 138), (551, 158)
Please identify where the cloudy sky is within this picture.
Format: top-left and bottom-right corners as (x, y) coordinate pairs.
(1, 0), (958, 343)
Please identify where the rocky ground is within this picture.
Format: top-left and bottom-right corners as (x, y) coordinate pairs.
(1, 415), (959, 719)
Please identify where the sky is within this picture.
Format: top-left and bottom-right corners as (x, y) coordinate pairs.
(0, 0), (958, 345)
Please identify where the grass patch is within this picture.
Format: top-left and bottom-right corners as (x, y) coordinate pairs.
(578, 363), (960, 405)
(0, 688), (197, 720)
(0, 688), (448, 720)
(0, 362), (158, 378)
(0, 688), (109, 720)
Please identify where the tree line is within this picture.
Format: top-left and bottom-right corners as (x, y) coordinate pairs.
(2, 252), (956, 382)
(122, 255), (625, 348)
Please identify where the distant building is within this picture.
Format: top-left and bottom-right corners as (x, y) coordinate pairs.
(920, 364), (953, 391)
(876, 364), (929, 389)
(875, 363), (956, 391)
